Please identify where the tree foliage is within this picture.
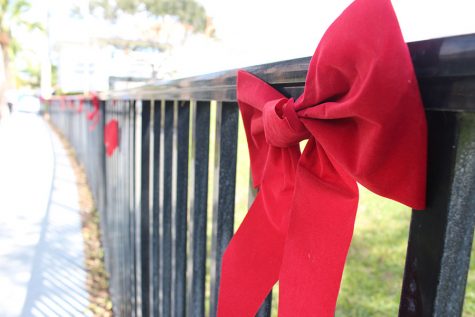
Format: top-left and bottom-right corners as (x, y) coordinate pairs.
(0, 0), (43, 92)
(1, 0), (43, 61)
(16, 61), (40, 87)
(89, 0), (208, 32)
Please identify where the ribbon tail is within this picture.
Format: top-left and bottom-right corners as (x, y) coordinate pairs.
(278, 140), (359, 316)
(218, 70), (302, 315)
(217, 193), (285, 317)
(218, 144), (300, 317)
(89, 114), (100, 131)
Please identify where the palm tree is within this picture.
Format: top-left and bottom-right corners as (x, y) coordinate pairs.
(0, 0), (42, 115)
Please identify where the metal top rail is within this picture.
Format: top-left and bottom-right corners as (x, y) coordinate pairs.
(98, 33), (475, 113)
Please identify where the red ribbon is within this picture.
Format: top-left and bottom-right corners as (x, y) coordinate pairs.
(217, 0), (427, 316)
(39, 96), (50, 107)
(67, 99), (75, 109)
(87, 93), (101, 131)
(104, 119), (119, 156)
(77, 96), (84, 113)
(60, 96), (66, 110)
(87, 93), (100, 121)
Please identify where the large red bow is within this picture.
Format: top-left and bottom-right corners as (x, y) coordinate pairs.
(217, 0), (427, 316)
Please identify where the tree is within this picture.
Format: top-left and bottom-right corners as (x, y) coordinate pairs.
(0, 0), (42, 113)
(1, 0), (42, 84)
(88, 0), (208, 32)
(16, 61), (40, 88)
(69, 0), (212, 80)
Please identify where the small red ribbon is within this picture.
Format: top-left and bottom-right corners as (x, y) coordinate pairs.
(87, 93), (101, 131)
(217, 0), (427, 316)
(87, 93), (100, 121)
(67, 99), (75, 109)
(39, 96), (50, 107)
(77, 97), (84, 113)
(104, 119), (119, 156)
(60, 96), (66, 110)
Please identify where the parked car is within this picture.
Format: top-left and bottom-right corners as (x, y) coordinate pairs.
(15, 94), (41, 114)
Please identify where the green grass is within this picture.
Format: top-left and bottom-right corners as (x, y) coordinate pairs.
(466, 249), (475, 316)
(335, 188), (412, 316)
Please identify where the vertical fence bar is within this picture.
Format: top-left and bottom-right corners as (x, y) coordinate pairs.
(399, 112), (475, 317)
(161, 100), (174, 316)
(117, 99), (124, 312)
(120, 101), (129, 315)
(140, 100), (152, 316)
(123, 100), (132, 316)
(129, 100), (138, 316)
(99, 99), (107, 220)
(99, 99), (109, 304)
(116, 100), (123, 315)
(209, 101), (239, 317)
(152, 100), (162, 316)
(188, 101), (211, 317)
(108, 100), (117, 311)
(118, 101), (125, 314)
(173, 100), (190, 317)
(112, 100), (119, 313)
(111, 101), (116, 313)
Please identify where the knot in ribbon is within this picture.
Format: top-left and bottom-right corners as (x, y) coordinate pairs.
(262, 98), (310, 147)
(217, 0), (428, 316)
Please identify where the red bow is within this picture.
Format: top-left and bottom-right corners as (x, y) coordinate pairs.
(217, 0), (427, 316)
(87, 93), (101, 131)
(77, 96), (84, 113)
(104, 119), (119, 156)
(67, 99), (75, 109)
(60, 96), (66, 110)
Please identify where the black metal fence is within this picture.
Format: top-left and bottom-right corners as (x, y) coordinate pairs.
(47, 33), (475, 317)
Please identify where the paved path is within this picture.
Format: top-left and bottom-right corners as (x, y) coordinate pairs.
(0, 112), (90, 316)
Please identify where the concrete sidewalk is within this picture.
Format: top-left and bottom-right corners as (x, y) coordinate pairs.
(0, 113), (91, 316)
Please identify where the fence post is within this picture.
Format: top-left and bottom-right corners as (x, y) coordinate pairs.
(209, 102), (239, 317)
(399, 112), (475, 316)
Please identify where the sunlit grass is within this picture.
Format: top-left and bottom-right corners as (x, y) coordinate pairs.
(336, 187), (411, 316)
(464, 241), (475, 316)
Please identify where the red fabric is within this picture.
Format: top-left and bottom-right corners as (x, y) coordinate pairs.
(77, 97), (84, 113)
(60, 96), (66, 110)
(87, 93), (100, 131)
(217, 0), (427, 316)
(67, 99), (75, 109)
(104, 119), (119, 156)
(87, 93), (100, 121)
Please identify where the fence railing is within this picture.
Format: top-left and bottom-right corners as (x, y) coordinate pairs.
(46, 33), (475, 317)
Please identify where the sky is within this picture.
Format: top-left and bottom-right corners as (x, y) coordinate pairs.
(158, 0), (475, 76)
(197, 0), (475, 62)
(15, 0), (475, 82)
